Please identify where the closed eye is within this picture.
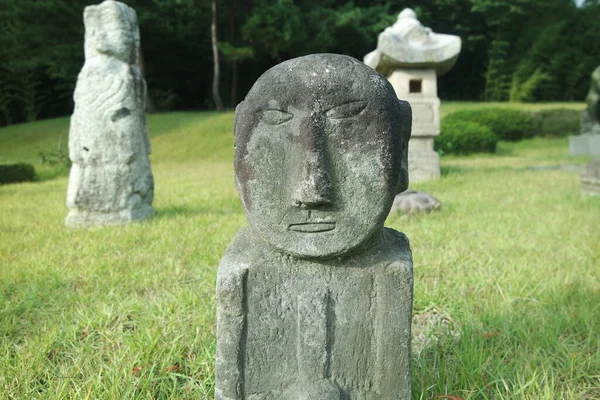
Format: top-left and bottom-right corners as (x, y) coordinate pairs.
(326, 100), (366, 119)
(262, 109), (293, 125)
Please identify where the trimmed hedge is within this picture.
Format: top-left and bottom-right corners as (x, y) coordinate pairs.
(435, 120), (498, 155)
(529, 108), (580, 137)
(0, 163), (36, 184)
(443, 108), (536, 141)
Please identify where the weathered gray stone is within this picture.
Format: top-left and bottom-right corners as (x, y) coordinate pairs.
(570, 66), (600, 156)
(66, 0), (154, 227)
(392, 190), (441, 215)
(364, 8), (461, 77)
(581, 159), (600, 196)
(364, 9), (461, 182)
(569, 133), (600, 156)
(216, 54), (414, 400)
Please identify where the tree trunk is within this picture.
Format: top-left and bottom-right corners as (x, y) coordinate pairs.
(0, 106), (12, 126)
(211, 0), (224, 111)
(229, 0), (238, 107)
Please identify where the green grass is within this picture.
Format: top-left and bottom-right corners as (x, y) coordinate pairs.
(1, 103), (599, 399)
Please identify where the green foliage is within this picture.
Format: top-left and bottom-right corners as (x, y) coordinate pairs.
(435, 119), (498, 155)
(149, 89), (179, 112)
(0, 0), (595, 122)
(473, 0), (584, 102)
(0, 162), (35, 184)
(0, 0), (94, 125)
(39, 147), (70, 168)
(509, 68), (550, 102)
(241, 0), (306, 60)
(529, 108), (581, 137)
(443, 108), (536, 141)
(483, 39), (511, 101)
(218, 42), (255, 63)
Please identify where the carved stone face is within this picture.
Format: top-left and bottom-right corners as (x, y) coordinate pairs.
(84, 1), (135, 62)
(234, 54), (411, 259)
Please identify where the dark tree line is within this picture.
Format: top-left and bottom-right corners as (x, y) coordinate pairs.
(0, 0), (599, 126)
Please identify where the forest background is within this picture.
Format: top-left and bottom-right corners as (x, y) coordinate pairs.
(1, 0), (599, 127)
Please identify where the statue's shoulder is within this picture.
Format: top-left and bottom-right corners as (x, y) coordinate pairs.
(380, 227), (413, 275)
(218, 226), (260, 277)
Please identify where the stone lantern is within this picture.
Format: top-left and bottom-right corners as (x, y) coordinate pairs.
(364, 8), (461, 182)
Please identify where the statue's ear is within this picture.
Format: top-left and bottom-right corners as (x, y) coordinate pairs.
(397, 99), (412, 194)
(233, 101), (245, 137)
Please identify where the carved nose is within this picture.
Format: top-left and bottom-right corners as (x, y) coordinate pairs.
(293, 160), (333, 208)
(292, 140), (334, 208)
(292, 114), (333, 208)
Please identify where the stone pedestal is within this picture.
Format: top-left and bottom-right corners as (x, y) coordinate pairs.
(389, 69), (441, 182)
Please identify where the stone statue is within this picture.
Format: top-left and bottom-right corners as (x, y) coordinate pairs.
(66, 0), (154, 227)
(216, 54), (414, 400)
(582, 66), (600, 134)
(570, 66), (600, 156)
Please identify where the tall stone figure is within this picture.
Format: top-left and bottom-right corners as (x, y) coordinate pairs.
(66, 0), (154, 227)
(216, 54), (414, 400)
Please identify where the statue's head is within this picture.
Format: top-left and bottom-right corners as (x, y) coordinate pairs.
(234, 54), (411, 259)
(84, 1), (139, 63)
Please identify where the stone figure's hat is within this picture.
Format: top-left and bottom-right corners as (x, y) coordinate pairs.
(83, 0), (141, 64)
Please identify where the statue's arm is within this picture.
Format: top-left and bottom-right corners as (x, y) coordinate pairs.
(215, 232), (250, 400)
(374, 228), (414, 398)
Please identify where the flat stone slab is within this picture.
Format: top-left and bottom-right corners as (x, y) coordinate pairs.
(392, 190), (441, 215)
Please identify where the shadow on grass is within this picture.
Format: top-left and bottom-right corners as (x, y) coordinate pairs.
(35, 165), (71, 182)
(155, 204), (242, 220)
(412, 282), (600, 399)
(155, 206), (211, 219)
(440, 165), (472, 176)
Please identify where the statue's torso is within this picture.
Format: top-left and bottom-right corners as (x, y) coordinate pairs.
(216, 227), (413, 400)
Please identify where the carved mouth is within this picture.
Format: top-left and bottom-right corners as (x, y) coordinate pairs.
(288, 222), (336, 233)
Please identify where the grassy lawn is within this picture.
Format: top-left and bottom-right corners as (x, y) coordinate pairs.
(0, 103), (599, 399)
